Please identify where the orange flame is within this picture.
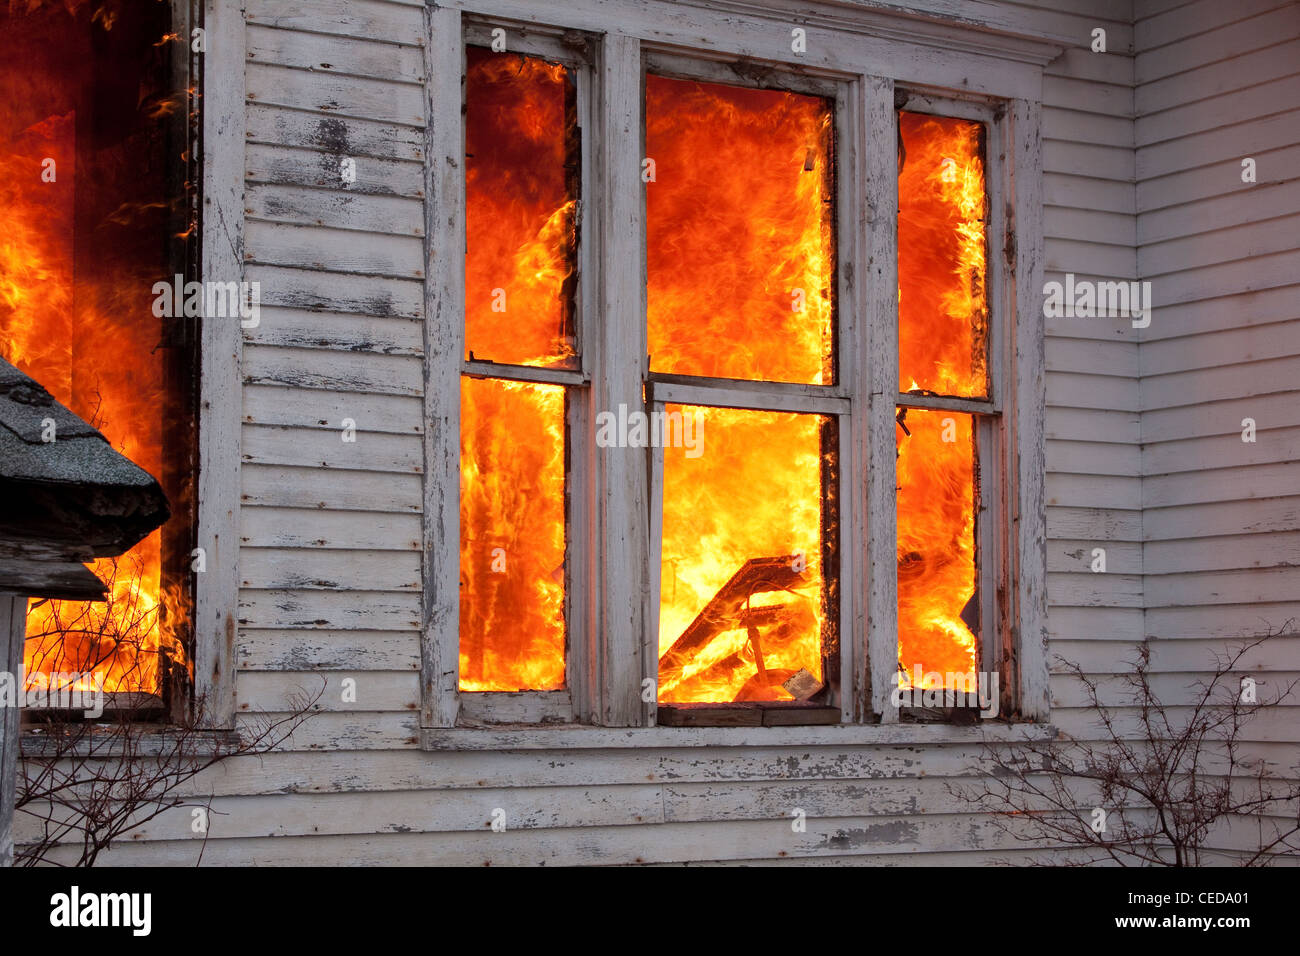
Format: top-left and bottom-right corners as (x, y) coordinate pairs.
(657, 406), (829, 703)
(647, 77), (835, 703)
(1, 1), (190, 697)
(458, 378), (566, 692)
(896, 112), (987, 686)
(458, 48), (576, 691)
(646, 77), (834, 385)
(463, 48), (576, 370)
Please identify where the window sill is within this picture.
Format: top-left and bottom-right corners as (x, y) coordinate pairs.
(421, 721), (1057, 751)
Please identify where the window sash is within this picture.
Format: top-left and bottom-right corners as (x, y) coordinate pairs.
(423, 8), (1045, 730)
(883, 91), (1014, 722)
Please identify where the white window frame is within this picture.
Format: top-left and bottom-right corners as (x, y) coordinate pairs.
(421, 0), (1050, 734)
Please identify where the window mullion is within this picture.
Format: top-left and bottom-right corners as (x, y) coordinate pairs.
(1008, 97), (1049, 720)
(861, 75), (900, 723)
(592, 31), (649, 727)
(421, 3), (465, 729)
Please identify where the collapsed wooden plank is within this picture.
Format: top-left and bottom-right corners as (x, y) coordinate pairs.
(657, 556), (809, 692)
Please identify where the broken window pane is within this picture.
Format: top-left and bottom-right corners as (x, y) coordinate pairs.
(658, 405), (834, 703)
(898, 112), (988, 398)
(895, 407), (978, 686)
(464, 46), (578, 368)
(645, 76), (834, 385)
(459, 376), (567, 691)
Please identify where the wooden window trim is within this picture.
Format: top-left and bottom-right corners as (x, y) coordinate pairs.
(455, 23), (595, 727)
(193, 0), (244, 731)
(424, 11), (635, 727)
(422, 1), (1051, 736)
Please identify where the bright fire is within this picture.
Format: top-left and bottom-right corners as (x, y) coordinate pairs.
(458, 377), (566, 691)
(646, 77), (834, 385)
(647, 77), (835, 703)
(456, 65), (988, 703)
(657, 406), (830, 703)
(459, 48), (576, 690)
(463, 47), (577, 370)
(0, 2), (190, 697)
(896, 111), (988, 685)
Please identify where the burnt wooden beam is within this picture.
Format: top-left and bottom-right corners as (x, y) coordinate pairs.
(0, 559), (106, 602)
(657, 556), (809, 689)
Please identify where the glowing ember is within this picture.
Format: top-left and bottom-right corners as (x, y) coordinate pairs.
(896, 111), (987, 685)
(0, 2), (190, 697)
(459, 48), (577, 691)
(646, 77), (834, 385)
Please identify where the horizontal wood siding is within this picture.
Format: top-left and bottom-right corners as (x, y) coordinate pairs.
(1041, 9), (1144, 753)
(21, 0), (1216, 866)
(1134, 0), (1300, 771)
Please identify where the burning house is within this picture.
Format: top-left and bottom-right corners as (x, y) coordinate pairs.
(0, 0), (1297, 866)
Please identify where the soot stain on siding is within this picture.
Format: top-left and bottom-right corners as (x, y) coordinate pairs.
(819, 821), (919, 850)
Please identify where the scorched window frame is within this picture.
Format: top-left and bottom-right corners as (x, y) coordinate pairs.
(422, 2), (1051, 734)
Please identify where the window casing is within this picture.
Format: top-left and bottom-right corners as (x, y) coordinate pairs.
(423, 6), (1049, 732)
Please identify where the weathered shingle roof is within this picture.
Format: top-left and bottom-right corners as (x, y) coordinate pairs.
(0, 357), (169, 597)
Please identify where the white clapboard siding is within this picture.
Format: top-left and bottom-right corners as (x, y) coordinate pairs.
(238, 629), (421, 671)
(241, 463), (422, 512)
(246, 144), (425, 199)
(238, 589), (421, 630)
(59, 0), (1300, 868)
(249, 265), (424, 317)
(1049, 606), (1144, 643)
(37, 812), (1042, 866)
(1141, 321), (1300, 377)
(244, 0), (426, 44)
(246, 104), (426, 162)
(244, 384), (424, 434)
(246, 23), (426, 84)
(246, 308), (423, 356)
(241, 423), (422, 472)
(246, 62), (425, 126)
(246, 183), (425, 237)
(242, 344), (423, 396)
(241, 507), (422, 550)
(1147, 604), (1300, 642)
(238, 671), (420, 712)
(1143, 496), (1300, 540)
